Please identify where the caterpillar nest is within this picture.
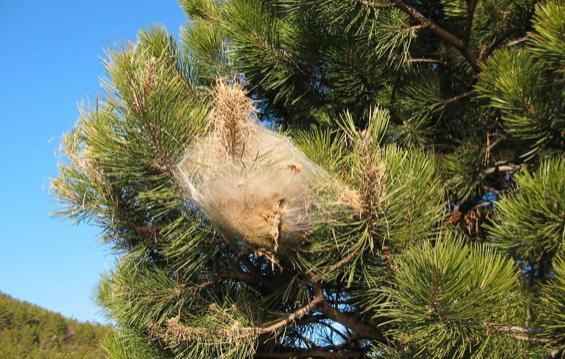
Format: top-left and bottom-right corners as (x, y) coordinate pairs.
(176, 82), (356, 253)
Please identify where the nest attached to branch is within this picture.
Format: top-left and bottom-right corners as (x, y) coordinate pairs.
(176, 81), (355, 253)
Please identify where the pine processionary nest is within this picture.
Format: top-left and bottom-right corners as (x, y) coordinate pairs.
(176, 81), (355, 253)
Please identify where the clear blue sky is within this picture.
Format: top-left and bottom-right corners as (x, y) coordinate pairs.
(0, 1), (186, 323)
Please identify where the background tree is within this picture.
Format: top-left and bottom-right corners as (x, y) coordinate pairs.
(0, 292), (109, 359)
(53, 1), (564, 358)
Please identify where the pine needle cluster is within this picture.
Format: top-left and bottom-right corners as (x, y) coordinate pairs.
(53, 1), (564, 358)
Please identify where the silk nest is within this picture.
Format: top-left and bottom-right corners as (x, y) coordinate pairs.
(176, 82), (356, 253)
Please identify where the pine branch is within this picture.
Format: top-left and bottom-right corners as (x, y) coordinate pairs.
(319, 301), (381, 341)
(440, 90), (475, 106)
(308, 249), (361, 283)
(464, 0), (478, 45)
(153, 290), (325, 345)
(506, 36), (529, 48)
(485, 322), (550, 343)
(310, 280), (384, 342)
(258, 292), (324, 334)
(385, 0), (480, 71)
(407, 58), (446, 65)
(316, 320), (351, 343)
(479, 33), (530, 63)
(481, 163), (521, 176)
(214, 271), (265, 287)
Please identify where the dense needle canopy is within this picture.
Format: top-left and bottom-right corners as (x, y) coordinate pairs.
(53, 1), (564, 358)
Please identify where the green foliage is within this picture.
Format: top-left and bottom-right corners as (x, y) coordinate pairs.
(52, 0), (565, 357)
(470, 0), (536, 45)
(476, 48), (564, 158)
(223, 0), (306, 107)
(537, 258), (565, 354)
(338, 108), (444, 252)
(0, 292), (110, 359)
(97, 251), (189, 330)
(103, 329), (169, 359)
(489, 158), (565, 261)
(529, 2), (565, 72)
(441, 142), (486, 200)
(52, 28), (208, 249)
(293, 127), (346, 173)
(375, 237), (521, 358)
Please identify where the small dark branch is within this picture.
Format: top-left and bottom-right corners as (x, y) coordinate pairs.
(309, 281), (383, 342)
(387, 0), (480, 71)
(309, 249), (360, 282)
(152, 291), (325, 345)
(187, 271), (266, 294)
(487, 323), (543, 335)
(319, 301), (381, 341)
(465, 0), (478, 45)
(134, 225), (160, 239)
(407, 58), (446, 65)
(479, 33), (510, 62)
(259, 291), (324, 335)
(305, 257), (385, 342)
(389, 73), (402, 123)
(480, 33), (529, 63)
(294, 331), (320, 350)
(481, 162), (521, 177)
(317, 320), (351, 343)
(359, 0), (394, 8)
(441, 90), (475, 106)
(217, 271), (262, 286)
(485, 322), (550, 343)
(509, 334), (551, 343)
(506, 36), (529, 47)
(240, 254), (260, 276)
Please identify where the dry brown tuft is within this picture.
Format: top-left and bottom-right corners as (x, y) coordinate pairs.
(209, 80), (255, 159)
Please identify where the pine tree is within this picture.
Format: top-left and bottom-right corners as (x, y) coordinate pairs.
(53, 1), (564, 358)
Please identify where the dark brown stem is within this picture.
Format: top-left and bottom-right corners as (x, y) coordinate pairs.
(441, 90), (475, 106)
(316, 320), (351, 343)
(506, 36), (529, 47)
(485, 322), (549, 343)
(153, 291), (325, 345)
(309, 281), (384, 342)
(480, 34), (529, 63)
(480, 163), (521, 176)
(308, 249), (360, 282)
(387, 0), (480, 71)
(319, 301), (382, 340)
(408, 58), (446, 65)
(464, 0), (478, 45)
(258, 292), (325, 334)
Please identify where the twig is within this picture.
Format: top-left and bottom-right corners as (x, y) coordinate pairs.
(506, 35), (529, 47)
(480, 33), (529, 62)
(481, 162), (521, 176)
(319, 300), (382, 340)
(440, 90), (475, 106)
(408, 58), (446, 65)
(152, 290), (325, 344)
(485, 322), (550, 343)
(308, 249), (360, 282)
(309, 280), (384, 341)
(464, 0), (478, 45)
(386, 0), (480, 71)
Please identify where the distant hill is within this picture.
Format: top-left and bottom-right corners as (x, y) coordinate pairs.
(0, 292), (110, 359)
